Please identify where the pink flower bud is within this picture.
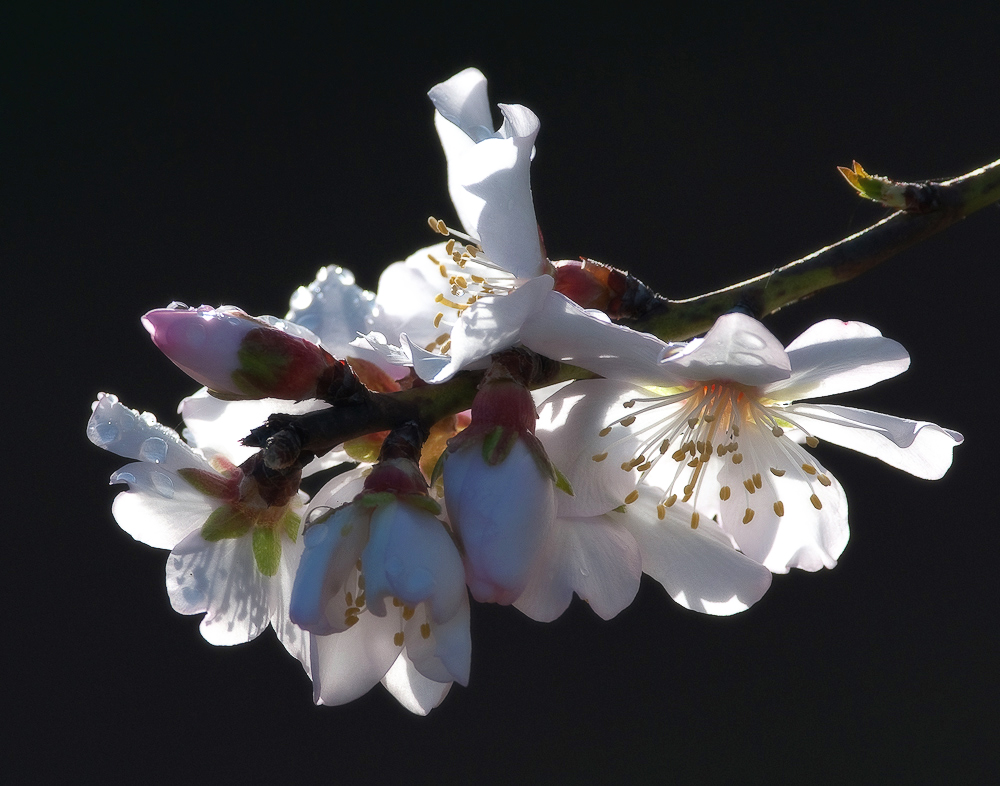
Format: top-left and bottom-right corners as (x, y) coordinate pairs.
(142, 305), (340, 400)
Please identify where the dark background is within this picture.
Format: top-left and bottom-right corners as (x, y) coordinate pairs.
(6, 4), (997, 782)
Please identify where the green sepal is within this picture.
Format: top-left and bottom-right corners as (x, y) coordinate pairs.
(429, 449), (447, 487)
(201, 504), (254, 541)
(178, 467), (234, 499)
(359, 491), (397, 508)
(252, 527), (282, 576)
(552, 465), (575, 497)
(399, 493), (442, 516)
(282, 509), (301, 542)
(612, 504), (627, 514)
(482, 425), (517, 466)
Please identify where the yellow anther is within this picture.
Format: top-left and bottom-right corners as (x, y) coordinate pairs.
(402, 606), (415, 621)
(624, 490), (640, 504)
(454, 276), (468, 288)
(355, 593), (366, 607)
(696, 440), (705, 454)
(733, 426), (740, 437)
(688, 417), (699, 428)
(637, 462), (652, 472)
(656, 504), (666, 520)
(753, 473), (762, 489)
(356, 559), (363, 570)
(441, 340), (452, 354)
(806, 436), (819, 448)
(704, 413), (716, 423)
(659, 439), (670, 454)
(818, 474), (832, 487)
(345, 615), (359, 627)
(439, 265), (449, 278)
(433, 312), (444, 328)
(770, 467), (785, 477)
(436, 333), (450, 345)
(428, 216), (439, 232)
(345, 606), (360, 616)
(690, 512), (700, 529)
(743, 479), (756, 494)
(592, 452), (609, 462)
(623, 399), (636, 408)
(445, 239), (456, 255)
(664, 493), (677, 507)
(392, 597), (403, 607)
(687, 459), (699, 468)
(345, 591), (353, 606)
(743, 508), (755, 524)
(772, 426), (784, 437)
(620, 415), (636, 427)
(720, 485), (731, 501)
(599, 426), (613, 437)
(394, 632), (405, 647)
(672, 448), (688, 462)
(773, 501), (785, 517)
(420, 623), (431, 639)
(732, 453), (744, 464)
(470, 274), (485, 284)
(436, 219), (448, 235)
(810, 494), (823, 510)
(801, 463), (817, 475)
(357, 574), (365, 590)
(453, 252), (463, 263)
(620, 462), (632, 471)
(465, 244), (478, 257)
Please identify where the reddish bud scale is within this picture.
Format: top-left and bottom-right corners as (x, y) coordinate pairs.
(234, 328), (339, 399)
(552, 258), (657, 321)
(469, 379), (537, 435)
(363, 457), (429, 497)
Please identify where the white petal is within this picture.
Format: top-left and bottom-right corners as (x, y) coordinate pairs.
(715, 430), (850, 573)
(403, 594), (471, 686)
(429, 67), (494, 145)
(362, 502), (466, 625)
(289, 505), (370, 635)
(766, 320), (910, 401)
(166, 531), (272, 645)
(409, 274), (554, 383)
(665, 312), (790, 386)
(381, 651), (453, 716)
(309, 609), (402, 706)
(110, 462), (216, 549)
(444, 439), (556, 605)
(372, 244), (452, 347)
(536, 379), (650, 518)
(88, 393), (205, 472)
(179, 388), (341, 470)
(519, 291), (689, 387)
(284, 264), (380, 359)
(783, 403), (963, 480)
(514, 513), (642, 622)
(620, 489), (772, 614)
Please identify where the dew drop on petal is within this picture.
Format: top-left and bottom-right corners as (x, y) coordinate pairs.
(150, 471), (174, 498)
(139, 436), (168, 464)
(111, 470), (136, 486)
(90, 420), (120, 446)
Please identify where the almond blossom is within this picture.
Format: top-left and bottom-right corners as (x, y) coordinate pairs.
(86, 393), (311, 666)
(519, 297), (963, 573)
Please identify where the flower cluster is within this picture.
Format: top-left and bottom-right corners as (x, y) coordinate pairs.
(88, 68), (962, 713)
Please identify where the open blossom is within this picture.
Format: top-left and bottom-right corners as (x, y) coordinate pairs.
(87, 393), (311, 666)
(355, 68), (554, 383)
(520, 298), (963, 573)
(514, 379), (772, 620)
(290, 454), (470, 715)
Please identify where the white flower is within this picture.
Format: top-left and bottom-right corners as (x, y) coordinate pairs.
(87, 393), (311, 666)
(514, 379), (771, 620)
(520, 298), (963, 573)
(290, 464), (470, 714)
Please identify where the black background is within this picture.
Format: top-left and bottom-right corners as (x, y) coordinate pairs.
(6, 4), (998, 782)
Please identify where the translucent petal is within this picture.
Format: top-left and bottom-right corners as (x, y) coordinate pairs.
(88, 393), (205, 472)
(536, 379), (651, 518)
(382, 651), (453, 716)
(519, 292), (689, 388)
(783, 403), (963, 480)
(665, 312), (790, 386)
(514, 513), (642, 622)
(309, 609), (403, 706)
(620, 488), (772, 614)
(166, 531), (272, 645)
(766, 320), (910, 401)
(403, 594), (471, 686)
(111, 462), (216, 549)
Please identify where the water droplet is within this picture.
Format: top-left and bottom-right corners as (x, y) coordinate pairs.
(150, 471), (174, 498)
(734, 330), (767, 349)
(580, 568), (590, 577)
(91, 421), (119, 446)
(289, 286), (314, 310)
(139, 436), (168, 463)
(111, 470), (136, 486)
(732, 351), (765, 366)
